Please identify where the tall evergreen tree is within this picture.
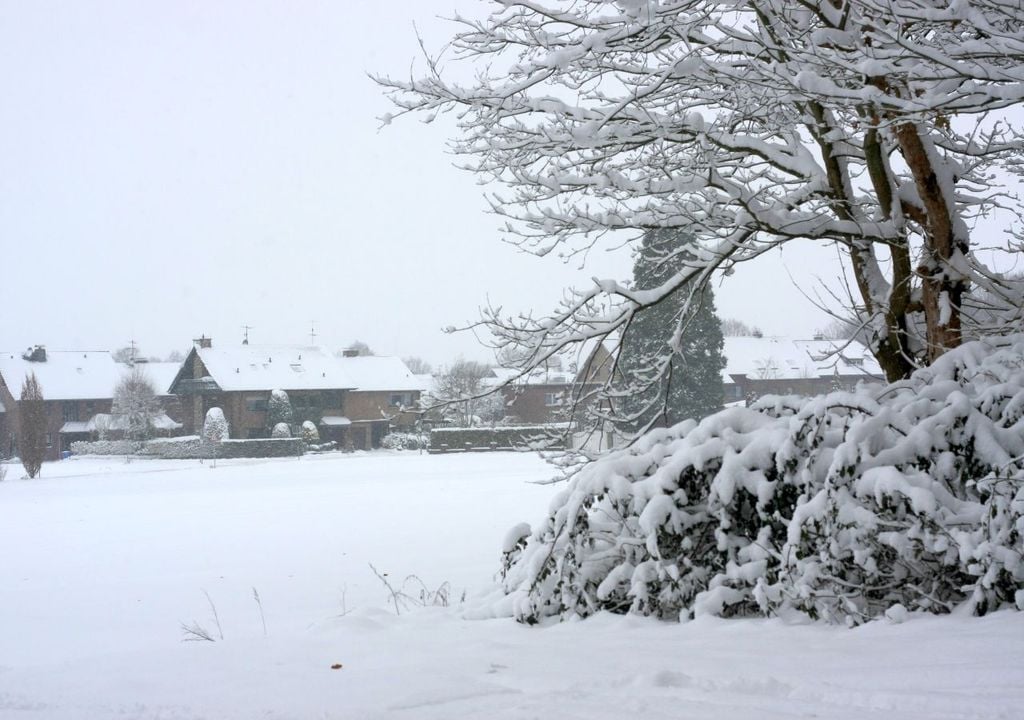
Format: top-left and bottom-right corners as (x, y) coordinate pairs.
(18, 373), (47, 478)
(615, 229), (725, 433)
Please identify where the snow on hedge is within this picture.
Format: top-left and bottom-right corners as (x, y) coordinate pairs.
(499, 336), (1024, 625)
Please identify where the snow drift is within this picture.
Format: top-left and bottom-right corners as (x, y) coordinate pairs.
(500, 336), (1024, 624)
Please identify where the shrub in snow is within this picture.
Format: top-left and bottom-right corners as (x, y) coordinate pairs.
(381, 432), (428, 451)
(301, 420), (319, 444)
(267, 389), (293, 429)
(70, 440), (142, 456)
(271, 422), (291, 439)
(500, 336), (1024, 625)
(203, 408), (229, 443)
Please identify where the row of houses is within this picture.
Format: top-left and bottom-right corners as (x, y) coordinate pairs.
(486, 336), (884, 424)
(0, 338), (426, 461)
(1, 334), (884, 462)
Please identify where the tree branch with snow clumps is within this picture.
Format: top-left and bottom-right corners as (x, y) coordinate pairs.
(377, 0), (1024, 393)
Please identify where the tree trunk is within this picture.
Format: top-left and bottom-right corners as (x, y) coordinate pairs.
(893, 122), (968, 363)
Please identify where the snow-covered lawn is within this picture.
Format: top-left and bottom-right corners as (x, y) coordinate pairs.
(1, 452), (1021, 719)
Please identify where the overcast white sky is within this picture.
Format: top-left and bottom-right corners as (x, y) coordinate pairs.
(1, 2), (1017, 365)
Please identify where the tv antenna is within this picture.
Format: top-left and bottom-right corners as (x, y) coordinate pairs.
(241, 325), (253, 345)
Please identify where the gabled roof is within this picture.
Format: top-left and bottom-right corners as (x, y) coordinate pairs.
(132, 362), (182, 395)
(722, 337), (883, 381)
(182, 345), (356, 393)
(336, 356), (422, 393)
(0, 349), (121, 400)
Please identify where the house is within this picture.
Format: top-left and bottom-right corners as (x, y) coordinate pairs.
(168, 338), (356, 442)
(167, 339), (423, 449)
(336, 352), (424, 449)
(0, 348), (190, 461)
(721, 336), (884, 403)
(498, 340), (615, 424)
(0, 346), (121, 460)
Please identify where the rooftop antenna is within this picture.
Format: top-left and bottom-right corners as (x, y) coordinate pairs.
(129, 338), (138, 365)
(241, 324), (253, 345)
(309, 321), (317, 345)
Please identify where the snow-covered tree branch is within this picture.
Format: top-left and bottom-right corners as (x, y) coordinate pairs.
(378, 0), (1024, 386)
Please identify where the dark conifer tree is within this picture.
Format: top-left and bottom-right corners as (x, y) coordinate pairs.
(18, 373), (47, 478)
(616, 229), (725, 432)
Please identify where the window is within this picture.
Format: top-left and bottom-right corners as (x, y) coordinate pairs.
(389, 392), (413, 407)
(62, 402), (79, 422)
(544, 392), (563, 407)
(245, 395), (268, 412)
(45, 433), (53, 448)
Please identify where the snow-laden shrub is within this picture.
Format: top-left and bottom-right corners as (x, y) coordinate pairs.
(500, 336), (1024, 625)
(381, 432), (428, 451)
(70, 440), (142, 456)
(271, 422), (291, 439)
(301, 420), (319, 444)
(268, 389), (293, 428)
(203, 408), (229, 443)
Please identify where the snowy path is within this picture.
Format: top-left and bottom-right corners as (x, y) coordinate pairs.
(1, 452), (1021, 719)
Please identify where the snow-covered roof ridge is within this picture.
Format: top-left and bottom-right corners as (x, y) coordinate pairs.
(336, 355), (422, 393)
(722, 336), (883, 382)
(0, 349), (122, 400)
(193, 344), (356, 392)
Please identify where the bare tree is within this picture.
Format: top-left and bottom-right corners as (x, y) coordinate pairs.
(112, 367), (160, 441)
(378, 0), (1024, 388)
(111, 346), (138, 364)
(721, 319), (764, 338)
(402, 356), (432, 375)
(17, 373), (46, 478)
(432, 358), (503, 426)
(342, 341), (374, 357)
(165, 350), (185, 363)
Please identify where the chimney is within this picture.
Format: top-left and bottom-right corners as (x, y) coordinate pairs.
(22, 345), (46, 362)
(342, 349), (359, 358)
(193, 335), (213, 349)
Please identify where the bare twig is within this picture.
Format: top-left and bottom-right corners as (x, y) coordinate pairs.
(252, 587), (267, 638)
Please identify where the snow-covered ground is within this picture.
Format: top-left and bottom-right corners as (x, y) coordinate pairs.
(1, 452), (1021, 719)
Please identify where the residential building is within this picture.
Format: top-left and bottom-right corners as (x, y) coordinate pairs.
(0, 346), (121, 460)
(169, 338), (355, 442)
(498, 340), (615, 424)
(721, 336), (884, 403)
(336, 352), (424, 449)
(168, 339), (423, 448)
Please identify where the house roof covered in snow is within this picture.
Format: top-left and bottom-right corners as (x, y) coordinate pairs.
(0, 348), (122, 400)
(186, 345), (356, 393)
(336, 356), (422, 393)
(722, 337), (883, 382)
(132, 361), (182, 395)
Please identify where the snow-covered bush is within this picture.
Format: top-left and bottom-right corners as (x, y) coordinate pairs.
(381, 432), (428, 451)
(203, 408), (229, 443)
(271, 422), (291, 439)
(500, 336), (1024, 625)
(268, 389), (293, 429)
(300, 420), (319, 444)
(70, 440), (142, 456)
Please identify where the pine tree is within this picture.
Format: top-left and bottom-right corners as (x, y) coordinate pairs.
(18, 373), (47, 478)
(616, 229), (725, 433)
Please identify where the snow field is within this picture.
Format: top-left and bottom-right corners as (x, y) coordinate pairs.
(0, 451), (1021, 719)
